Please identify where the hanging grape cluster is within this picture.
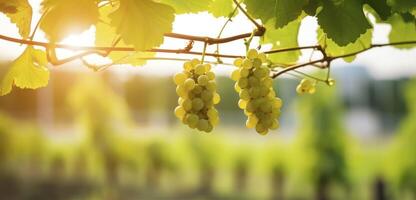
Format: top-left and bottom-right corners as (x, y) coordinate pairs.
(173, 59), (220, 132)
(231, 49), (282, 135)
(296, 79), (317, 94)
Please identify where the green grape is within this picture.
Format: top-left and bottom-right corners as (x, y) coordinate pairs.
(192, 85), (203, 94)
(174, 106), (186, 119)
(185, 114), (199, 127)
(191, 58), (200, 66)
(239, 89), (250, 100)
(258, 53), (267, 63)
(197, 119), (209, 132)
(183, 61), (193, 71)
(270, 120), (279, 130)
(213, 93), (221, 104)
(242, 59), (253, 68)
(296, 78), (316, 95)
(195, 64), (206, 75)
(246, 115), (258, 128)
(247, 49), (259, 59)
(178, 97), (184, 105)
(174, 72), (187, 85)
(207, 108), (218, 119)
(206, 81), (217, 91)
(197, 75), (209, 86)
(201, 90), (213, 102)
(231, 69), (241, 81)
(249, 87), (260, 98)
(327, 78), (336, 86)
(176, 85), (187, 98)
(248, 76), (260, 87)
(252, 58), (262, 68)
(184, 78), (196, 91)
(232, 50), (283, 135)
(240, 68), (250, 77)
(259, 86), (270, 97)
(234, 58), (243, 67)
(192, 98), (204, 111)
(238, 99), (247, 109)
(238, 78), (249, 89)
(182, 98), (192, 111)
(263, 77), (273, 87)
(207, 71), (216, 80)
(234, 82), (241, 92)
(204, 64), (211, 71)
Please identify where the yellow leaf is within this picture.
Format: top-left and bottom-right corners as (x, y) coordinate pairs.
(109, 0), (175, 50)
(0, 0), (32, 38)
(40, 0), (99, 42)
(95, 5), (155, 66)
(0, 46), (49, 96)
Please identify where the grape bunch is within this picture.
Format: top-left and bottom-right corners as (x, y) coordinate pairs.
(231, 49), (282, 135)
(173, 59), (220, 132)
(296, 79), (317, 94)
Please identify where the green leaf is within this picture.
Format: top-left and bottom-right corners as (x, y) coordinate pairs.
(40, 0), (99, 42)
(303, 0), (322, 16)
(388, 14), (416, 49)
(262, 16), (303, 65)
(245, 0), (308, 28)
(0, 46), (49, 96)
(318, 28), (373, 62)
(365, 0), (392, 21)
(0, 0), (32, 38)
(110, 0), (175, 50)
(95, 5), (155, 67)
(209, 0), (234, 18)
(387, 0), (416, 13)
(159, 0), (212, 14)
(317, 0), (372, 46)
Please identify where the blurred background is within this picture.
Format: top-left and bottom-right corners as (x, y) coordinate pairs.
(0, 64), (415, 200)
(1, 0), (416, 199)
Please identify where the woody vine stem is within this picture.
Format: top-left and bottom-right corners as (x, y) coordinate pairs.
(0, 0), (416, 79)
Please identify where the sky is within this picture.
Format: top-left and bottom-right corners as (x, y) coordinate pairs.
(0, 0), (416, 80)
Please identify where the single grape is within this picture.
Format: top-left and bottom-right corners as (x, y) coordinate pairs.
(206, 81), (217, 91)
(195, 64), (206, 75)
(176, 85), (188, 98)
(246, 115), (258, 128)
(242, 59), (253, 68)
(213, 93), (221, 104)
(183, 61), (193, 71)
(174, 72), (187, 85)
(231, 69), (241, 81)
(174, 106), (186, 119)
(197, 75), (209, 86)
(207, 71), (216, 80)
(238, 99), (247, 109)
(239, 89), (250, 101)
(233, 58), (243, 67)
(238, 78), (249, 89)
(185, 114), (199, 127)
(184, 79), (196, 91)
(192, 98), (204, 111)
(247, 49), (259, 59)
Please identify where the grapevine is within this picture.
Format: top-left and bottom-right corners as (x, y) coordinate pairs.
(231, 49), (282, 135)
(174, 59), (220, 132)
(0, 0), (416, 134)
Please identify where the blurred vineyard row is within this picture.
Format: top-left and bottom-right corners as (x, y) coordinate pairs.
(0, 73), (415, 200)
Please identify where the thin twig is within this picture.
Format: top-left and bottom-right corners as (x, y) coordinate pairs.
(232, 0), (263, 31)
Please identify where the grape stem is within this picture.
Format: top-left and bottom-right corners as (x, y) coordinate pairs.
(232, 0), (264, 31)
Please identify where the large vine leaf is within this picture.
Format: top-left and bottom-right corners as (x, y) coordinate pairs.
(303, 0), (322, 16)
(40, 0), (99, 42)
(388, 14), (416, 49)
(317, 0), (372, 46)
(0, 46), (49, 96)
(96, 5), (155, 67)
(159, 0), (212, 14)
(0, 0), (32, 38)
(387, 0), (416, 13)
(209, 0), (235, 18)
(245, 0), (308, 28)
(110, 0), (175, 50)
(262, 16), (303, 65)
(318, 28), (373, 62)
(365, 0), (392, 21)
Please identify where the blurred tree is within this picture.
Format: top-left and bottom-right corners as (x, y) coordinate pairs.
(388, 78), (416, 199)
(68, 76), (133, 192)
(293, 83), (350, 200)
